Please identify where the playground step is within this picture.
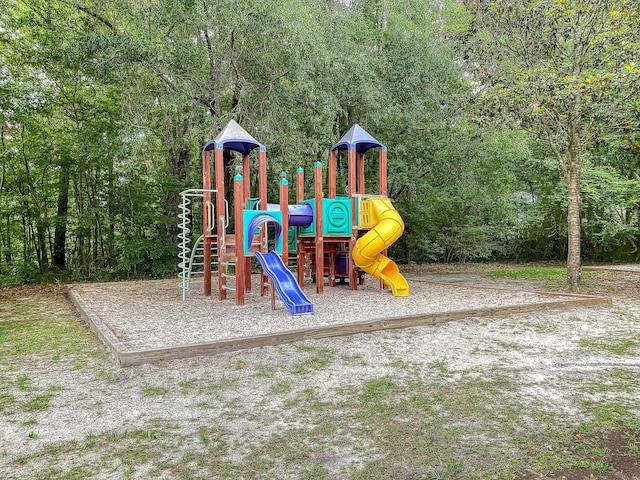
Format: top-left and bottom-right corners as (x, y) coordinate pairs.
(189, 242), (218, 272)
(203, 234), (262, 251)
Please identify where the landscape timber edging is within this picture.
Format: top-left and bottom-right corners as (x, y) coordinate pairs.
(67, 283), (611, 368)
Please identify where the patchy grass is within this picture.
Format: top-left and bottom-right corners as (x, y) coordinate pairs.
(290, 346), (336, 375)
(269, 381), (292, 395)
(254, 363), (277, 379)
(517, 404), (640, 479)
(0, 292), (103, 362)
(580, 369), (638, 395)
(347, 374), (538, 479)
(0, 290), (107, 439)
(23, 393), (54, 412)
(487, 265), (599, 290)
(16, 374), (32, 391)
(0, 393), (16, 413)
(489, 265), (569, 281)
(142, 386), (170, 397)
(579, 334), (640, 355)
(178, 378), (198, 394)
(2, 278), (640, 479)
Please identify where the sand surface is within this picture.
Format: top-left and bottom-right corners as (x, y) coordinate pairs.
(68, 276), (586, 352)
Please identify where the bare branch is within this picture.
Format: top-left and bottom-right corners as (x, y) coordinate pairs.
(65, 1), (117, 32)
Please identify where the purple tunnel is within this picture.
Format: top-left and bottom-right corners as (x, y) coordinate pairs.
(263, 203), (314, 228)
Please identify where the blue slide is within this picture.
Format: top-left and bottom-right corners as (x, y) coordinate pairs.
(254, 251), (314, 315)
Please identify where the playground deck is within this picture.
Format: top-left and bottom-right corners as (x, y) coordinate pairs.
(68, 277), (610, 367)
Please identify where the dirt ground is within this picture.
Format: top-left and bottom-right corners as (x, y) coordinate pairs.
(1, 264), (639, 479)
(67, 272), (599, 366)
(414, 264), (640, 480)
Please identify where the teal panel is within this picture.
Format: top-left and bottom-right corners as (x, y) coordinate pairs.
(322, 197), (352, 235)
(242, 210), (283, 255)
(247, 198), (260, 210)
(298, 197), (352, 236)
(288, 226), (298, 253)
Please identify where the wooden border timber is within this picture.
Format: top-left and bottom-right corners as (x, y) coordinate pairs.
(406, 278), (614, 298)
(583, 265), (640, 274)
(67, 286), (127, 363)
(67, 285), (611, 368)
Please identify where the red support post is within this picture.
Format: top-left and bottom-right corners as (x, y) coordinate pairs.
(379, 147), (388, 292)
(357, 153), (365, 194)
(380, 148), (387, 196)
(242, 154), (251, 204)
(280, 172), (289, 265)
(296, 167), (305, 288)
(243, 154), (252, 293)
(328, 150), (336, 198)
(215, 147), (227, 300)
(348, 148), (356, 221)
(258, 148), (268, 296)
(296, 167), (304, 203)
(234, 174), (245, 305)
(348, 148), (357, 291)
(314, 161), (324, 294)
(258, 149), (267, 213)
(202, 150), (212, 297)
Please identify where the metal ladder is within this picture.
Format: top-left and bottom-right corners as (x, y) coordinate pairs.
(178, 189), (217, 300)
(186, 234), (219, 283)
(218, 217), (236, 292)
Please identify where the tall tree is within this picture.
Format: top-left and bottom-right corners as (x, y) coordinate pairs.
(1, 0), (124, 275)
(456, 0), (640, 290)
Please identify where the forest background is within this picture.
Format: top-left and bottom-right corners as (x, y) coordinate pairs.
(1, 0), (639, 287)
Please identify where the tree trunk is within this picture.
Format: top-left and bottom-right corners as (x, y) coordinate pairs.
(566, 165), (581, 291)
(53, 159), (70, 269)
(35, 218), (49, 273)
(0, 219), (11, 268)
(566, 108), (582, 292)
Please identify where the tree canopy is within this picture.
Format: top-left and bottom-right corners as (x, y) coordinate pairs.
(1, 0), (639, 285)
(455, 0), (640, 289)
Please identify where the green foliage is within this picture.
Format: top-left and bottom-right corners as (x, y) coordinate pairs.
(510, 159), (640, 262)
(455, 0), (640, 288)
(581, 163), (640, 260)
(457, 0), (640, 142)
(394, 124), (525, 263)
(1, 0), (639, 279)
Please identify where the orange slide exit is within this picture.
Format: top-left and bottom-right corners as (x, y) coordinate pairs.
(351, 198), (409, 297)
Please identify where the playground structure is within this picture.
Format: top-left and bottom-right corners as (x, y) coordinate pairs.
(178, 120), (409, 314)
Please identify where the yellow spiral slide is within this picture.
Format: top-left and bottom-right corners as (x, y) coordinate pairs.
(351, 198), (409, 297)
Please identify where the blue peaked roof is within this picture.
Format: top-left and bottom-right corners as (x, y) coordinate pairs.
(203, 119), (265, 154)
(330, 124), (386, 153)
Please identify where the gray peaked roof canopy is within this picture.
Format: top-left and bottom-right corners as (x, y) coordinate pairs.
(330, 124), (386, 154)
(203, 119), (265, 155)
